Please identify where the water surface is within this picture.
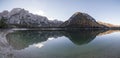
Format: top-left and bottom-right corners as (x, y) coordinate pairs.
(0, 29), (120, 58)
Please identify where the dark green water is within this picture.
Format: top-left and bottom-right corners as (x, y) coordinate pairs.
(0, 29), (120, 58)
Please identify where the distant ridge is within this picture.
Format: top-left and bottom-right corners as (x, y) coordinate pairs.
(98, 21), (120, 28)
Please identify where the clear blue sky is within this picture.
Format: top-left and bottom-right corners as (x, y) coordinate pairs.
(0, 0), (120, 25)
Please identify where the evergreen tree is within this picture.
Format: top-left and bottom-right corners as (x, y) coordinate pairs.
(0, 17), (7, 28)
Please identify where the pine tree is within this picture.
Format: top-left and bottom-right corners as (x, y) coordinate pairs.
(0, 17), (7, 28)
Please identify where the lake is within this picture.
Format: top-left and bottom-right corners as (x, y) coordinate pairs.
(0, 29), (120, 58)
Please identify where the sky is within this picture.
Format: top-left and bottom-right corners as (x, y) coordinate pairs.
(0, 0), (120, 25)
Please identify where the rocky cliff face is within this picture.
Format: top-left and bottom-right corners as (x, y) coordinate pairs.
(0, 8), (63, 28)
(60, 12), (106, 28)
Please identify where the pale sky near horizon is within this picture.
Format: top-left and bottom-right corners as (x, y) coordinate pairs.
(0, 0), (120, 25)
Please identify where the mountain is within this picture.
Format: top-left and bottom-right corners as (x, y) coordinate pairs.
(0, 8), (63, 28)
(60, 12), (106, 28)
(0, 8), (115, 28)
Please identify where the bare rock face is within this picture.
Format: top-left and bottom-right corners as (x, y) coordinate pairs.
(60, 12), (106, 28)
(0, 10), (9, 20)
(6, 8), (50, 27)
(0, 8), (63, 28)
(49, 19), (63, 27)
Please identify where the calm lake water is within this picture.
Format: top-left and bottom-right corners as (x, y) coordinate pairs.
(0, 29), (120, 58)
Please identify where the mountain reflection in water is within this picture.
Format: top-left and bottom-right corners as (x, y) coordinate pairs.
(6, 30), (105, 50)
(0, 29), (120, 58)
